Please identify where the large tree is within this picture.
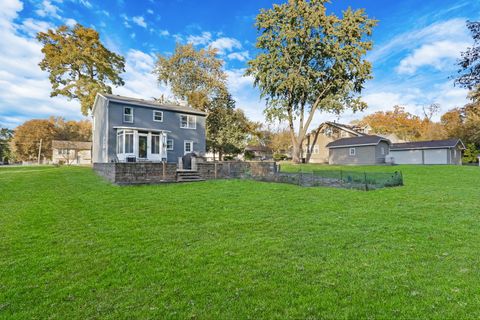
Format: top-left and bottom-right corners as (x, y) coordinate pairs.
(37, 24), (126, 115)
(153, 43), (228, 111)
(11, 120), (57, 162)
(456, 21), (480, 103)
(246, 0), (376, 162)
(441, 103), (480, 146)
(206, 94), (252, 160)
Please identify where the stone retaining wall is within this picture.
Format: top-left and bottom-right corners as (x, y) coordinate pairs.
(93, 161), (277, 185)
(93, 162), (177, 184)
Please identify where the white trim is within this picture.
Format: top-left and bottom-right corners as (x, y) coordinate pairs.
(391, 146), (460, 151)
(153, 110), (163, 122)
(123, 106), (133, 123)
(328, 142), (381, 149)
(180, 114), (196, 129)
(184, 140), (193, 154)
(113, 126), (171, 133)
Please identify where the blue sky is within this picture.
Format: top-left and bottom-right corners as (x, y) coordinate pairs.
(1, 0), (479, 129)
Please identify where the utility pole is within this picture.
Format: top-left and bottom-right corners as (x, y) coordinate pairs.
(37, 139), (43, 165)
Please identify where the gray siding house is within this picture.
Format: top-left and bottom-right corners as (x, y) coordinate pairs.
(326, 135), (391, 165)
(92, 93), (207, 163)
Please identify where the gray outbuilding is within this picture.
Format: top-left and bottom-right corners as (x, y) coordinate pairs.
(326, 135), (391, 165)
(387, 139), (465, 165)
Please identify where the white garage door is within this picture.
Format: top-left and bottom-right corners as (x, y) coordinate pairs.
(389, 150), (423, 164)
(424, 149), (448, 164)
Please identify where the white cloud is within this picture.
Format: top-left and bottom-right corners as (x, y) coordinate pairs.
(159, 30), (169, 37)
(209, 37), (242, 54)
(19, 18), (54, 36)
(227, 51), (250, 61)
(35, 0), (61, 20)
(186, 31), (212, 45)
(132, 16), (147, 28)
(369, 18), (470, 64)
(114, 49), (171, 99)
(147, 9), (153, 14)
(78, 0), (92, 8)
(64, 18), (77, 27)
(396, 40), (470, 74)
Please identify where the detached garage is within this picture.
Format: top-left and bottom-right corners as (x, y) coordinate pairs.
(388, 139), (465, 165)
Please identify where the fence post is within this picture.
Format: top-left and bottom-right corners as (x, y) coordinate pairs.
(340, 170), (343, 183)
(299, 170), (302, 186)
(364, 171), (369, 191)
(214, 162), (217, 179)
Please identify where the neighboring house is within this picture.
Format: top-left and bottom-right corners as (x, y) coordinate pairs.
(52, 140), (92, 165)
(326, 135), (391, 165)
(388, 139), (465, 165)
(92, 93), (207, 163)
(244, 145), (273, 160)
(303, 121), (366, 163)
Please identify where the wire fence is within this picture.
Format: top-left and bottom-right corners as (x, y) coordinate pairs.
(249, 169), (403, 191)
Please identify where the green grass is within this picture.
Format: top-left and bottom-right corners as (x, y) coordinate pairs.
(1, 164), (480, 319)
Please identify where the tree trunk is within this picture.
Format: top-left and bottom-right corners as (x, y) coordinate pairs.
(291, 141), (302, 163)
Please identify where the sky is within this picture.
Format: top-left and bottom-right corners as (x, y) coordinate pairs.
(1, 0), (479, 130)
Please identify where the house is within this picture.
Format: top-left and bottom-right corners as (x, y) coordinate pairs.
(303, 121), (367, 163)
(92, 93), (207, 163)
(244, 145), (273, 160)
(326, 135), (391, 165)
(52, 140), (92, 165)
(388, 139), (465, 165)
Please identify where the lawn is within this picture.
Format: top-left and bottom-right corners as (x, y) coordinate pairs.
(1, 164), (480, 319)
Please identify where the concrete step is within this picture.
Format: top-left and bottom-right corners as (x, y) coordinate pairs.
(176, 171), (204, 182)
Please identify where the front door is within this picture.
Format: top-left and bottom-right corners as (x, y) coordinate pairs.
(138, 135), (148, 159)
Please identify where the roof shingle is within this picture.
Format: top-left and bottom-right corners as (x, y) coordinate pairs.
(326, 135), (390, 148)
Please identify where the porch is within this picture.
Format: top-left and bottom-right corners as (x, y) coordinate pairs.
(114, 126), (169, 163)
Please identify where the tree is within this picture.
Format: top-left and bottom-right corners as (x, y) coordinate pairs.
(456, 21), (480, 102)
(441, 103), (480, 146)
(37, 24), (126, 115)
(49, 117), (92, 141)
(358, 106), (423, 141)
(153, 43), (228, 111)
(206, 94), (252, 160)
(11, 120), (57, 162)
(0, 128), (14, 163)
(246, 0), (376, 162)
(463, 143), (479, 163)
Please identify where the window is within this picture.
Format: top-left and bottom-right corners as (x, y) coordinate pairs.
(58, 149), (69, 155)
(180, 114), (196, 129)
(381, 147), (385, 155)
(313, 145), (320, 154)
(349, 148), (356, 156)
(151, 134), (160, 154)
(123, 107), (133, 123)
(116, 131), (124, 154)
(117, 130), (134, 154)
(167, 139), (174, 150)
(153, 110), (163, 122)
(184, 140), (193, 154)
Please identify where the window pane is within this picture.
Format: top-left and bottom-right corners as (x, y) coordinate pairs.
(117, 133), (124, 154)
(167, 139), (173, 150)
(151, 135), (160, 154)
(181, 115), (188, 127)
(154, 111), (162, 121)
(125, 133), (134, 153)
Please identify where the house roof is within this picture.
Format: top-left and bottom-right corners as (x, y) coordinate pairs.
(391, 139), (465, 151)
(245, 145), (272, 152)
(97, 93), (207, 116)
(321, 121), (366, 136)
(52, 140), (92, 150)
(326, 135), (391, 148)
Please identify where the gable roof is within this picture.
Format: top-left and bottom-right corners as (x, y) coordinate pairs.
(326, 135), (391, 148)
(391, 139), (465, 150)
(321, 121), (366, 136)
(52, 140), (92, 150)
(95, 93), (207, 116)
